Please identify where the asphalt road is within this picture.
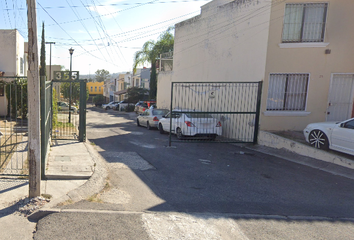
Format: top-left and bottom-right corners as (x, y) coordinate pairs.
(34, 106), (354, 239)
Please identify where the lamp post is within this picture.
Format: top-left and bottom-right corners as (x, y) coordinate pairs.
(45, 42), (55, 80)
(69, 47), (74, 123)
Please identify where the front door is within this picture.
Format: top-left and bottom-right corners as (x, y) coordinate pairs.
(327, 74), (354, 121)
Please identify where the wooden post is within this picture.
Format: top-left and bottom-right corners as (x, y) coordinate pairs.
(27, 0), (41, 198)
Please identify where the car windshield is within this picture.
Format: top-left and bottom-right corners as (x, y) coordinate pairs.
(153, 109), (168, 115)
(185, 113), (213, 118)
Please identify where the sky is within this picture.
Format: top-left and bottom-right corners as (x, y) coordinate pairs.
(0, 0), (212, 75)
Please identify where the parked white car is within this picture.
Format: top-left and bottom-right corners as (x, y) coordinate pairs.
(158, 109), (222, 140)
(102, 101), (119, 110)
(303, 118), (354, 156)
(137, 109), (169, 130)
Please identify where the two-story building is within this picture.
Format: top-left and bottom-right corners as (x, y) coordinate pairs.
(157, 0), (354, 131)
(0, 29), (27, 116)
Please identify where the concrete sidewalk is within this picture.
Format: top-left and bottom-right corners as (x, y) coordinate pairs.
(0, 139), (108, 240)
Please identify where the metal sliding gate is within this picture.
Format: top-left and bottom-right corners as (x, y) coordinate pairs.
(169, 82), (262, 145)
(51, 79), (87, 142)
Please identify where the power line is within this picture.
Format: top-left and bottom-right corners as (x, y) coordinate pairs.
(37, 1), (119, 67)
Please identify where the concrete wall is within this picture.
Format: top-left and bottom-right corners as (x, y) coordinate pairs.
(0, 30), (25, 116)
(157, 0), (271, 106)
(156, 71), (173, 109)
(261, 0), (354, 131)
(0, 29), (26, 76)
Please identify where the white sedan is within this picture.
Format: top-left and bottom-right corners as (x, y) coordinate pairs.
(303, 118), (354, 156)
(158, 110), (222, 140)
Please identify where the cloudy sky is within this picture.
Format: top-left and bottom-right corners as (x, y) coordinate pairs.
(0, 0), (212, 75)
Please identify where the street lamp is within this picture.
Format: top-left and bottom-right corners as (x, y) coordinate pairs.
(69, 47), (74, 123)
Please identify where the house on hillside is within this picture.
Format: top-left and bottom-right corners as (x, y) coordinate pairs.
(0, 29), (27, 116)
(157, 0), (354, 131)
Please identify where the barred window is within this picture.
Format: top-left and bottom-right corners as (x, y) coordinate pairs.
(267, 74), (309, 111)
(282, 3), (328, 43)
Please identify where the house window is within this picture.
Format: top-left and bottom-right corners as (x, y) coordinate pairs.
(99, 87), (101, 92)
(282, 3), (328, 43)
(91, 86), (93, 92)
(267, 73), (309, 111)
(95, 86), (97, 92)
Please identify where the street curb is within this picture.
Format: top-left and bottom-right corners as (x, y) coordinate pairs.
(28, 140), (108, 221)
(257, 131), (354, 170)
(28, 209), (354, 222)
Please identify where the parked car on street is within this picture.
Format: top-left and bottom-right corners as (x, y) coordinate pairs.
(134, 101), (148, 113)
(113, 100), (128, 110)
(303, 118), (354, 156)
(137, 109), (169, 130)
(57, 101), (77, 113)
(158, 109), (222, 140)
(102, 101), (119, 110)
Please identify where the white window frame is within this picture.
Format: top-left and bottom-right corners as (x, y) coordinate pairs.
(264, 73), (311, 116)
(281, 2), (328, 44)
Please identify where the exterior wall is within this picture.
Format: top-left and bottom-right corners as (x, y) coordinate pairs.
(87, 82), (104, 95)
(0, 29), (25, 76)
(157, 0), (271, 106)
(173, 0), (270, 81)
(157, 71), (173, 109)
(0, 30), (25, 116)
(261, 0), (354, 131)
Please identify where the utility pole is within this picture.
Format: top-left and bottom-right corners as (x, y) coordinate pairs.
(45, 42), (55, 80)
(27, 0), (41, 198)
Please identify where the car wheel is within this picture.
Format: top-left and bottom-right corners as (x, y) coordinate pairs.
(147, 122), (151, 130)
(105, 107), (109, 110)
(176, 128), (183, 140)
(137, 119), (140, 127)
(309, 130), (329, 149)
(159, 124), (165, 134)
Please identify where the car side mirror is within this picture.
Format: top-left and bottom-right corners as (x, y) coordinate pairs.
(340, 123), (345, 128)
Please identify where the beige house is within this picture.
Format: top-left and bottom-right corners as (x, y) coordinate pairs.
(157, 0), (354, 131)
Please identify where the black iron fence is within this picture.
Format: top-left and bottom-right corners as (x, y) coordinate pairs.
(51, 79), (86, 142)
(168, 82), (262, 145)
(0, 77), (28, 176)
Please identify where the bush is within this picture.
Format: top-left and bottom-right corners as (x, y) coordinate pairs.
(93, 94), (105, 106)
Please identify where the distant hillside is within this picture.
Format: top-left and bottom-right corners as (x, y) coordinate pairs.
(79, 72), (123, 81)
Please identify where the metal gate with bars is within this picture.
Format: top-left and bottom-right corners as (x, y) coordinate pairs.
(52, 79), (87, 141)
(168, 82), (262, 145)
(0, 77), (28, 176)
(0, 77), (87, 177)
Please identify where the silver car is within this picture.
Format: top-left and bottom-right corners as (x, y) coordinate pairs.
(137, 109), (169, 130)
(57, 101), (77, 113)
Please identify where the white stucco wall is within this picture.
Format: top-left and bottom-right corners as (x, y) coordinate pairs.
(157, 0), (271, 107)
(172, 0), (271, 81)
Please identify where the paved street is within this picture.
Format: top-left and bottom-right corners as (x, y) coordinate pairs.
(34, 107), (354, 239)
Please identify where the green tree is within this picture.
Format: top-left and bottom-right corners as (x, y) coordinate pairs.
(93, 94), (105, 106)
(52, 88), (58, 128)
(127, 87), (148, 104)
(95, 69), (110, 82)
(5, 79), (28, 119)
(40, 22), (46, 78)
(133, 27), (174, 100)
